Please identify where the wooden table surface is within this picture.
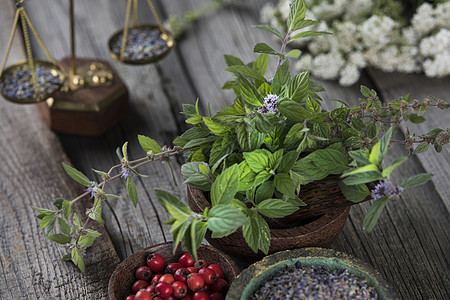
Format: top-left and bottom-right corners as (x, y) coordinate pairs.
(0, 0), (448, 299)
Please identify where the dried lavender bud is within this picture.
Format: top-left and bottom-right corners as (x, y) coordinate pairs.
(400, 100), (409, 113)
(435, 130), (449, 145)
(405, 136), (414, 149)
(423, 98), (432, 106)
(411, 99), (420, 112)
(250, 263), (378, 300)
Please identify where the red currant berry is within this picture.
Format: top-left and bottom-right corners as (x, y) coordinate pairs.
(125, 295), (135, 300)
(182, 295), (193, 300)
(165, 296), (178, 300)
(187, 266), (199, 273)
(193, 291), (210, 300)
(166, 262), (183, 274)
(135, 289), (152, 300)
(198, 268), (216, 285)
(155, 282), (173, 298)
(151, 274), (163, 286)
(145, 284), (155, 294)
(194, 259), (208, 269)
(187, 273), (205, 292)
(159, 273), (175, 285)
(132, 279), (149, 293)
(135, 266), (153, 281)
(178, 253), (195, 267)
(207, 265), (224, 279)
(174, 268), (190, 283)
(211, 279), (228, 294)
(172, 281), (188, 299)
(209, 292), (224, 300)
(147, 253), (166, 273)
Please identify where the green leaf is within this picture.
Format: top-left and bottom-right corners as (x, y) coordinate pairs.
(400, 173), (434, 188)
(288, 71), (309, 102)
(127, 177), (138, 207)
(413, 142), (429, 154)
(238, 74), (264, 107)
(62, 200), (71, 219)
(53, 198), (64, 210)
(78, 234), (97, 248)
(363, 197), (388, 232)
(39, 214), (56, 230)
(48, 234), (70, 244)
(138, 135), (162, 153)
(425, 128), (443, 138)
(243, 211), (270, 254)
(257, 198), (299, 218)
(122, 142), (128, 160)
(208, 205), (247, 234)
(274, 173), (297, 199)
(184, 136), (217, 148)
(181, 127), (211, 140)
(209, 136), (234, 168)
(349, 150), (371, 166)
(155, 189), (192, 217)
(254, 54), (269, 76)
(255, 181), (275, 204)
(72, 247), (85, 272)
(382, 156), (407, 178)
(253, 25), (283, 40)
(369, 142), (381, 165)
(211, 164), (240, 206)
(224, 54), (244, 67)
(272, 60), (290, 95)
(31, 206), (56, 216)
(238, 161), (257, 191)
(203, 118), (229, 136)
(87, 199), (104, 224)
(305, 147), (350, 174)
(254, 170), (272, 187)
(408, 114), (426, 124)
(243, 149), (270, 173)
(342, 171), (382, 185)
(288, 0), (306, 31)
(58, 218), (71, 235)
(360, 85), (371, 97)
(285, 49), (301, 58)
(225, 65), (267, 83)
(379, 127), (393, 163)
(306, 96), (320, 113)
(269, 149), (284, 171)
(278, 151), (300, 173)
(289, 31), (328, 41)
(62, 163), (91, 187)
(253, 43), (281, 56)
(278, 100), (311, 122)
(292, 159), (328, 181)
(342, 164), (378, 177)
(338, 181), (370, 203)
(182, 162), (212, 191)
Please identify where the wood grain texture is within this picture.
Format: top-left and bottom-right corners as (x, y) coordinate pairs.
(5, 0), (448, 299)
(0, 1), (120, 299)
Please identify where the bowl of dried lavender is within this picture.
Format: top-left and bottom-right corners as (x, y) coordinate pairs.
(227, 247), (397, 300)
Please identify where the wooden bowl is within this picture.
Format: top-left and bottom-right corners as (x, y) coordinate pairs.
(227, 247), (397, 300)
(108, 242), (240, 300)
(188, 184), (350, 261)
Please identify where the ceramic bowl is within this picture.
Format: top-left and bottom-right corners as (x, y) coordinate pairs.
(108, 241), (240, 300)
(227, 247), (397, 300)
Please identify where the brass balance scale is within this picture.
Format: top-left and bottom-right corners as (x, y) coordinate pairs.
(0, 0), (174, 136)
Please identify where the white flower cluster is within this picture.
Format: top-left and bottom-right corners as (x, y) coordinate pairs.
(260, 0), (450, 86)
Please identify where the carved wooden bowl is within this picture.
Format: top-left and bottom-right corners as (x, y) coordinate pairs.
(108, 242), (240, 300)
(188, 183), (350, 261)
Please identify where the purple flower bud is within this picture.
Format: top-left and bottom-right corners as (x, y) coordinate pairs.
(258, 94), (280, 114)
(86, 181), (96, 198)
(120, 166), (131, 179)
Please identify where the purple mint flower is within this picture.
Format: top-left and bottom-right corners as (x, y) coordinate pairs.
(266, 77), (273, 85)
(120, 165), (131, 179)
(161, 146), (174, 164)
(86, 181), (96, 198)
(258, 94), (279, 114)
(371, 181), (403, 199)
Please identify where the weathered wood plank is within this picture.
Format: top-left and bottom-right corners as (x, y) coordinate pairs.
(0, 1), (120, 299)
(368, 68), (450, 212)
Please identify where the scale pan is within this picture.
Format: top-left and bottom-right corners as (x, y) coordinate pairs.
(108, 24), (175, 65)
(0, 60), (65, 104)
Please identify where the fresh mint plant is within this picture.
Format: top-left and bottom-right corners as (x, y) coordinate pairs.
(32, 0), (449, 271)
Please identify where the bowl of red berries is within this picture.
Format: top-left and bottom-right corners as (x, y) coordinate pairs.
(108, 241), (240, 300)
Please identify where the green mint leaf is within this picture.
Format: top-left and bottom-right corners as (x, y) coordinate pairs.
(292, 159), (328, 181)
(285, 49), (301, 58)
(243, 149), (271, 173)
(73, 213), (82, 228)
(338, 181), (370, 203)
(342, 164), (378, 177)
(434, 143), (443, 153)
(48, 234), (70, 244)
(61, 253), (71, 261)
(360, 85), (371, 97)
(288, 0), (306, 31)
(369, 142), (381, 165)
(243, 210), (270, 254)
(306, 96), (320, 113)
(62, 162), (92, 187)
(72, 247), (85, 272)
(255, 180), (275, 204)
(257, 82), (273, 98)
(288, 71), (309, 102)
(257, 198), (299, 218)
(382, 156), (408, 178)
(306, 147), (349, 175)
(278, 151), (300, 173)
(272, 60), (290, 95)
(62, 200), (71, 219)
(269, 149), (284, 171)
(408, 114), (426, 124)
(253, 25), (283, 40)
(184, 136), (217, 149)
(181, 127), (211, 140)
(253, 43), (281, 56)
(39, 214), (56, 230)
(224, 54), (244, 67)
(254, 54), (269, 76)
(254, 170), (272, 187)
(342, 171), (383, 185)
(45, 216), (57, 238)
(238, 73), (265, 107)
(122, 142), (128, 160)
(209, 136), (234, 168)
(289, 31), (328, 42)
(138, 135), (162, 153)
(413, 142), (429, 154)
(278, 99), (311, 122)
(58, 218), (71, 235)
(254, 113), (273, 134)
(78, 235), (97, 248)
(53, 198), (64, 210)
(211, 164), (240, 206)
(238, 161), (257, 192)
(203, 118), (229, 136)
(155, 189), (192, 218)
(93, 169), (110, 180)
(181, 162), (212, 191)
(225, 65), (267, 83)
(363, 197), (388, 232)
(400, 173), (434, 188)
(127, 177), (138, 207)
(288, 19), (320, 32)
(208, 205), (247, 234)
(425, 128), (443, 138)
(349, 150), (371, 166)
(31, 206), (56, 216)
(172, 219), (194, 252)
(379, 127), (393, 163)
(274, 173), (297, 199)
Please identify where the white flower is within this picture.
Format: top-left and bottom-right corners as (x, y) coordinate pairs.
(359, 15), (397, 49)
(348, 52), (367, 68)
(334, 21), (360, 53)
(339, 64), (360, 86)
(295, 54), (313, 71)
(310, 52), (345, 80)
